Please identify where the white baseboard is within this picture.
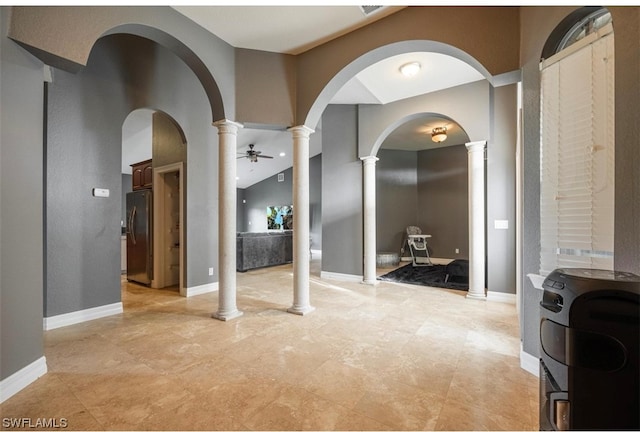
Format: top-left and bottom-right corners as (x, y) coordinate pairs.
(182, 282), (218, 297)
(520, 344), (540, 377)
(0, 356), (47, 403)
(320, 271), (363, 283)
(44, 302), (123, 331)
(487, 291), (517, 304)
(310, 249), (322, 257)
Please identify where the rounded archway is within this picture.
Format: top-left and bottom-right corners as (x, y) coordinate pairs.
(374, 113), (471, 267)
(309, 40), (495, 299)
(122, 109), (188, 296)
(304, 40), (492, 130)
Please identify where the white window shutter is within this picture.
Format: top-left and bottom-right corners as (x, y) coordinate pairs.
(539, 32), (614, 275)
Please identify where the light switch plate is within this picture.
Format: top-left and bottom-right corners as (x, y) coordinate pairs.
(92, 188), (110, 198)
(494, 219), (509, 229)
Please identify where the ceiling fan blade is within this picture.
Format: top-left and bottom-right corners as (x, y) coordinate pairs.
(257, 155), (274, 159)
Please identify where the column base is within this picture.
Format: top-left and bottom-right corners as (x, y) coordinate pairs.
(287, 305), (315, 316)
(211, 309), (243, 321)
(362, 278), (379, 286)
(466, 291), (487, 300)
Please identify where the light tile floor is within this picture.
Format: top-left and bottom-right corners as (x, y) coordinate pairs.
(1, 259), (539, 431)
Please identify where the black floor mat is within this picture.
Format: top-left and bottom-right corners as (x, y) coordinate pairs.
(378, 264), (469, 291)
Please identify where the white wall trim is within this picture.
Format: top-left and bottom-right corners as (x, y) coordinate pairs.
(44, 302), (123, 331)
(527, 273), (545, 290)
(310, 249), (322, 257)
(520, 344), (540, 377)
(182, 282), (218, 297)
(320, 271), (363, 283)
(486, 291), (517, 304)
(0, 356), (47, 403)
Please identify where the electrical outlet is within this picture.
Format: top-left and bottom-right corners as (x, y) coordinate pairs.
(208, 267), (214, 276)
(455, 248), (460, 254)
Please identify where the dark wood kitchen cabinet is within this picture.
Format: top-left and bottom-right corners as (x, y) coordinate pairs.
(131, 159), (153, 190)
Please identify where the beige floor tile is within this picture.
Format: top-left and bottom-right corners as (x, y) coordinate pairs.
(1, 259), (538, 431)
(352, 377), (445, 430)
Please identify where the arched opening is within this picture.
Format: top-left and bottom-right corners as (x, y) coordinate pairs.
(374, 114), (470, 269)
(43, 30), (220, 328)
(122, 109), (187, 297)
(305, 42), (491, 134)
(310, 43), (496, 301)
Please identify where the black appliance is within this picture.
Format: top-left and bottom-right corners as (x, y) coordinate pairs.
(539, 268), (639, 430)
(126, 189), (153, 285)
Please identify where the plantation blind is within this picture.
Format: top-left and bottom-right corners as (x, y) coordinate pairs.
(539, 25), (614, 276)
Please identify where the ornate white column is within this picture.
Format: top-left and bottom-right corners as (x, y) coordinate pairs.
(212, 119), (243, 321)
(465, 141), (487, 300)
(288, 125), (315, 315)
(361, 156), (379, 285)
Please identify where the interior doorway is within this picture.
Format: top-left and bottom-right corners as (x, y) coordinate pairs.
(153, 162), (185, 293)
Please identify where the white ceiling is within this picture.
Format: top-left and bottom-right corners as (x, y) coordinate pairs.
(123, 6), (487, 187)
(172, 6), (405, 55)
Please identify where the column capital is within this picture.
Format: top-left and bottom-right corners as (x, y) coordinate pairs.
(360, 156), (379, 165)
(465, 140), (487, 153)
(212, 119), (244, 135)
(288, 125), (315, 138)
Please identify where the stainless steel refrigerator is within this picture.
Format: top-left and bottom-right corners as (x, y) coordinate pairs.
(126, 189), (153, 285)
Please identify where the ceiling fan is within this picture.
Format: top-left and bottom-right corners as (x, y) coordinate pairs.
(237, 144), (274, 163)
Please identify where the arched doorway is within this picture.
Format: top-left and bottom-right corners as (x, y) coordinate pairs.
(374, 114), (470, 266)
(122, 109), (187, 296)
(306, 44), (500, 302)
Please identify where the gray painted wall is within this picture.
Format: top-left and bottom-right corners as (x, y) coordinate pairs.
(416, 145), (469, 259)
(376, 150), (418, 254)
(487, 84), (517, 294)
(321, 105), (363, 276)
(376, 146), (469, 261)
(46, 34), (218, 317)
(240, 154), (322, 250)
(0, 6), (45, 379)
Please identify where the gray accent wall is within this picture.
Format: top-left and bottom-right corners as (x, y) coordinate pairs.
(487, 84), (517, 294)
(45, 34), (218, 317)
(376, 149), (418, 254)
(416, 145), (469, 259)
(0, 6), (46, 379)
(321, 105), (363, 276)
(240, 154), (322, 250)
(376, 146), (469, 261)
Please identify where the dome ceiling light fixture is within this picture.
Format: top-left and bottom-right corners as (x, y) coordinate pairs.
(431, 126), (448, 143)
(399, 61), (421, 77)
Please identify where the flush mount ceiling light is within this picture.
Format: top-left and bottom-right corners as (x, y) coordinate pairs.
(431, 126), (448, 143)
(399, 61), (421, 77)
